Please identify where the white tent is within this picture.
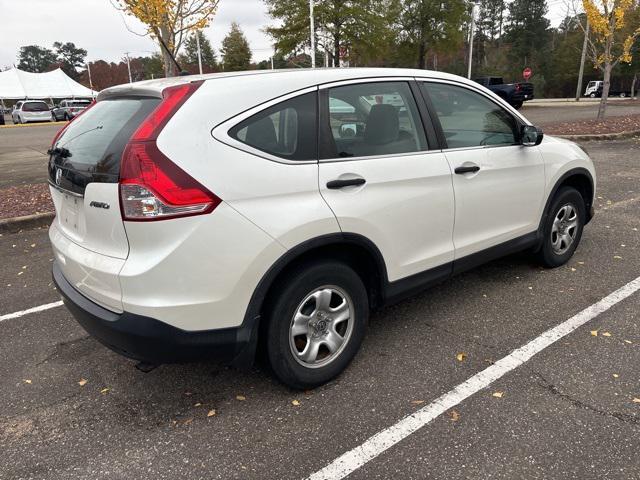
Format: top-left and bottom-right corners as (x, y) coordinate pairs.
(0, 67), (98, 100)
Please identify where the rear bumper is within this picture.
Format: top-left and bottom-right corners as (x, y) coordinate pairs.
(53, 262), (250, 364)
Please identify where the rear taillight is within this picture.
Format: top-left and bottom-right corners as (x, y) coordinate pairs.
(515, 84), (521, 92)
(119, 81), (220, 221)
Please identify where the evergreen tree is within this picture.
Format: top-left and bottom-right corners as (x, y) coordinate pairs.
(17, 45), (57, 72)
(180, 31), (217, 71)
(395, 0), (468, 69)
(504, 0), (550, 74)
(220, 23), (252, 71)
(53, 42), (88, 80)
(265, 0), (390, 67)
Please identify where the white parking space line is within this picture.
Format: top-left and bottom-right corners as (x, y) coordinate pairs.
(0, 300), (63, 322)
(307, 275), (640, 480)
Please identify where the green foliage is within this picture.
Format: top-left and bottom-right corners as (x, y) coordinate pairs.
(265, 0), (392, 66)
(179, 31), (217, 71)
(221, 22), (252, 71)
(53, 42), (88, 80)
(17, 45), (57, 73)
(504, 0), (550, 75)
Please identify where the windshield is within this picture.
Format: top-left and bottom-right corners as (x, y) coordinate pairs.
(23, 102), (49, 112)
(49, 97), (160, 195)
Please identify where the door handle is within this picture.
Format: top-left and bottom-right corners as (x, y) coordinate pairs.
(327, 178), (366, 189)
(454, 165), (480, 174)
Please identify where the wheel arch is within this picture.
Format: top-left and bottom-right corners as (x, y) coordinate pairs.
(233, 233), (388, 368)
(538, 168), (595, 241)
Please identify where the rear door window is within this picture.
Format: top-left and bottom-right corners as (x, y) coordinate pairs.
(321, 81), (427, 159)
(49, 97), (160, 195)
(229, 91), (317, 161)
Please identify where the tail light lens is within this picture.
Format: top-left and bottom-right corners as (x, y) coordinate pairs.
(119, 81), (221, 221)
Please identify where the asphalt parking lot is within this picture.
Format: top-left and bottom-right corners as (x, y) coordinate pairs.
(1, 116), (640, 479)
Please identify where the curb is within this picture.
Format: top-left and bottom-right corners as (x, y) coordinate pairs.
(0, 121), (66, 129)
(0, 212), (54, 234)
(555, 129), (640, 142)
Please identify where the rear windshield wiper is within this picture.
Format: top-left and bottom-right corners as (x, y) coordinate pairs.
(47, 147), (71, 158)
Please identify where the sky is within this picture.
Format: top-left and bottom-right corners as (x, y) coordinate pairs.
(0, 0), (570, 70)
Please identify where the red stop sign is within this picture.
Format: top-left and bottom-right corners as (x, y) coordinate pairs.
(523, 68), (532, 81)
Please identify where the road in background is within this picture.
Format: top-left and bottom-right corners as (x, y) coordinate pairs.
(1, 139), (639, 479)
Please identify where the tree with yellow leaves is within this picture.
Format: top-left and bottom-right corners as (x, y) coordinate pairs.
(582, 0), (640, 120)
(113, 0), (219, 77)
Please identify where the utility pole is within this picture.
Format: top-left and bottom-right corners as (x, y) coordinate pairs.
(125, 53), (132, 83)
(467, 1), (478, 79)
(575, 21), (590, 102)
(196, 31), (203, 74)
(270, 56), (274, 70)
(309, 0), (316, 68)
(86, 62), (94, 93)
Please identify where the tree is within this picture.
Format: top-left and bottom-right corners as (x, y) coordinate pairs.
(220, 22), (252, 71)
(582, 0), (640, 119)
(113, 0), (220, 77)
(17, 45), (57, 72)
(395, 0), (468, 69)
(265, 0), (390, 67)
(504, 0), (550, 77)
(179, 30), (217, 71)
(53, 42), (87, 80)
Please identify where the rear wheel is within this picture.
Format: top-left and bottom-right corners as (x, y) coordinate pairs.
(266, 261), (368, 389)
(512, 101), (523, 110)
(535, 187), (585, 268)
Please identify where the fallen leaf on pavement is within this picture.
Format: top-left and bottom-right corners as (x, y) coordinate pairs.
(602, 332), (612, 337)
(292, 400), (300, 406)
(78, 379), (88, 386)
(492, 391), (504, 398)
(100, 388), (109, 394)
(183, 418), (193, 425)
(450, 410), (460, 421)
(236, 395), (246, 401)
(23, 379), (32, 384)
(456, 352), (466, 362)
(624, 340), (632, 344)
(633, 398), (640, 404)
(194, 402), (202, 407)
(613, 256), (622, 259)
(207, 410), (216, 417)
(590, 330), (598, 337)
(411, 400), (425, 405)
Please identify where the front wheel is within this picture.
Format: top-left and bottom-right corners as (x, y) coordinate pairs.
(266, 261), (369, 389)
(535, 187), (586, 268)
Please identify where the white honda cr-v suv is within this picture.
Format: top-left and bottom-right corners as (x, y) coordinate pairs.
(49, 68), (595, 389)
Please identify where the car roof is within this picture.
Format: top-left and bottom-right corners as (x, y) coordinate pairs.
(98, 68), (477, 100)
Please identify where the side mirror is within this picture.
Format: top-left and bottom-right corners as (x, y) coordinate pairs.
(521, 125), (543, 146)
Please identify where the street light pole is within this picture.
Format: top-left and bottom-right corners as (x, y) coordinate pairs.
(196, 31), (203, 74)
(125, 53), (132, 83)
(467, 1), (478, 79)
(309, 0), (316, 68)
(575, 21), (590, 101)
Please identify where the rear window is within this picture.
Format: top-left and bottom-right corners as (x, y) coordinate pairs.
(49, 97), (160, 195)
(69, 101), (90, 108)
(23, 102), (49, 112)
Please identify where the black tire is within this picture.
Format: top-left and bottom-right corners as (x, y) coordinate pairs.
(512, 101), (523, 110)
(266, 260), (368, 390)
(535, 187), (586, 268)
(64, 113), (70, 121)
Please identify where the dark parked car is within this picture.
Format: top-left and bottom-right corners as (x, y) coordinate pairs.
(52, 99), (92, 121)
(474, 76), (534, 109)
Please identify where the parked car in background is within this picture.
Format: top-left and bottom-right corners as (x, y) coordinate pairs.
(52, 99), (92, 121)
(49, 68), (595, 389)
(583, 80), (631, 98)
(12, 100), (54, 123)
(474, 76), (534, 109)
